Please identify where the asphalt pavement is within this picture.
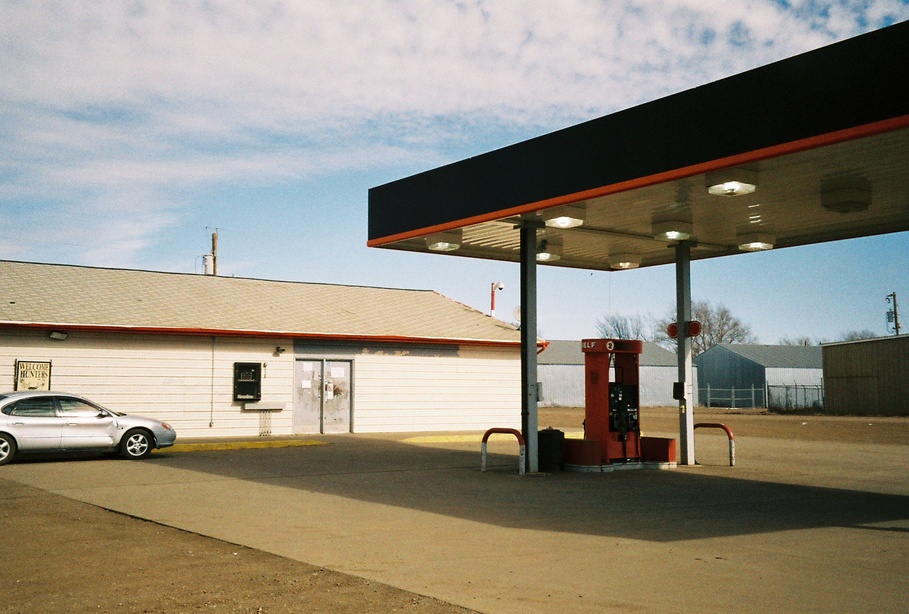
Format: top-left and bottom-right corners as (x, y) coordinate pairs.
(2, 430), (907, 613)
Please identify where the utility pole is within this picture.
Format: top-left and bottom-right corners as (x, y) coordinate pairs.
(211, 230), (219, 276)
(886, 292), (900, 335)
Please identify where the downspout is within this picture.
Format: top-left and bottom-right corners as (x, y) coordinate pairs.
(209, 336), (216, 427)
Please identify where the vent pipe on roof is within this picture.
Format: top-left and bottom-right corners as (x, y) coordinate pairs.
(203, 254), (214, 275)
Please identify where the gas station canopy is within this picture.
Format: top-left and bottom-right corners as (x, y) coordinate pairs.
(368, 23), (909, 269)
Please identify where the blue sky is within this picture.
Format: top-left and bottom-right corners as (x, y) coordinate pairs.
(2, 1), (907, 343)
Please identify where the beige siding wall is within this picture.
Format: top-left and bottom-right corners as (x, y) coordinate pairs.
(351, 346), (521, 432)
(0, 328), (295, 438)
(2, 329), (521, 437)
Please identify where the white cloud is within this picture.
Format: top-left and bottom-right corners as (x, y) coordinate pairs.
(1, 1), (906, 266)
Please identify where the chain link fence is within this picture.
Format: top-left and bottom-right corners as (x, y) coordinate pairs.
(698, 384), (824, 410)
(698, 385), (766, 408)
(767, 384), (824, 411)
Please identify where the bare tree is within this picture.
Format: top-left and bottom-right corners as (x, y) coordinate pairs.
(657, 300), (757, 356)
(838, 330), (879, 342)
(595, 313), (659, 341)
(778, 336), (817, 346)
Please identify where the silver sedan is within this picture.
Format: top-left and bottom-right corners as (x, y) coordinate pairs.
(0, 391), (176, 465)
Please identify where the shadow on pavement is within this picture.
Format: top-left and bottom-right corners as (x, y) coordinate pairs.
(142, 435), (909, 543)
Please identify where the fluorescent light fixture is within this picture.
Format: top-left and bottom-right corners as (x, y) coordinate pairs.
(652, 220), (693, 241)
(706, 168), (759, 196)
(542, 205), (586, 229)
(425, 230), (462, 252)
(737, 232), (775, 252)
(608, 254), (641, 270)
(536, 238), (562, 262)
(821, 187), (870, 214)
(49, 331), (67, 340)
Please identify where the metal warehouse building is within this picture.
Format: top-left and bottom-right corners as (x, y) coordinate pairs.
(695, 344), (823, 409)
(822, 335), (908, 416)
(0, 260), (523, 438)
(538, 339), (695, 407)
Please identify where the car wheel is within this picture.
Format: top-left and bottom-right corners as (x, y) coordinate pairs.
(0, 433), (16, 466)
(120, 429), (154, 460)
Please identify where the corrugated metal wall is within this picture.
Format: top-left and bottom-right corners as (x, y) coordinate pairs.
(696, 347), (765, 391)
(823, 336), (909, 416)
(538, 365), (692, 407)
(766, 368), (823, 386)
(538, 365), (584, 407)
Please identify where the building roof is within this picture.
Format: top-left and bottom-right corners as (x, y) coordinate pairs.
(697, 343), (823, 369)
(539, 339), (678, 367)
(0, 260), (520, 346)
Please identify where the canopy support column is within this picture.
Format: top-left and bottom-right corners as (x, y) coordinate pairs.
(676, 240), (696, 465)
(519, 220), (541, 473)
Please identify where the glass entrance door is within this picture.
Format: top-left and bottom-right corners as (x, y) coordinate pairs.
(294, 359), (352, 434)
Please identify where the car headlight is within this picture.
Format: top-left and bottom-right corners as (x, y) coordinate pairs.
(161, 422), (174, 431)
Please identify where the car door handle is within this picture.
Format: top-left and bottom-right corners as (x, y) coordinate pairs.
(66, 423), (78, 426)
(13, 421), (24, 425)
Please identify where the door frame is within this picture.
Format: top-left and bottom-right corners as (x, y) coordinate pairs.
(294, 357), (355, 434)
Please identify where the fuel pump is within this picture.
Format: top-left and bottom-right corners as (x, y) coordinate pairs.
(582, 339), (642, 465)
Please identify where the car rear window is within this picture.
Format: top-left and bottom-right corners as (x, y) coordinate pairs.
(8, 398), (57, 417)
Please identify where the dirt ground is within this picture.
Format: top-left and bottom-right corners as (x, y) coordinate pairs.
(2, 407), (906, 613)
(540, 406), (909, 445)
(1, 477), (472, 614)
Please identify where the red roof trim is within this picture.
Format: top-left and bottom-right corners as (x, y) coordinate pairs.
(2, 322), (521, 348)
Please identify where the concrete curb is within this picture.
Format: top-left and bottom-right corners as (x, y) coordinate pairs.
(156, 439), (328, 453)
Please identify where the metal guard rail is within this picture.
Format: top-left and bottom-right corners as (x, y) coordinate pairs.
(694, 422), (736, 467)
(480, 428), (526, 476)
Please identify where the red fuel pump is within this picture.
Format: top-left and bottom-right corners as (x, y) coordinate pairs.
(582, 338), (642, 465)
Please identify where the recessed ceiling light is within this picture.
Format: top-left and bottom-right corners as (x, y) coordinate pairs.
(706, 168), (759, 197)
(536, 238), (562, 262)
(608, 254), (640, 270)
(542, 205), (586, 229)
(425, 230), (462, 252)
(737, 232), (775, 251)
(652, 220), (693, 241)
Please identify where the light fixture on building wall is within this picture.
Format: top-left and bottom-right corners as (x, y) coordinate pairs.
(536, 237), (562, 262)
(737, 232), (775, 251)
(49, 331), (67, 340)
(821, 187), (871, 214)
(542, 205), (586, 229)
(652, 220), (693, 242)
(706, 168), (759, 196)
(425, 229), (462, 252)
(608, 254), (641, 270)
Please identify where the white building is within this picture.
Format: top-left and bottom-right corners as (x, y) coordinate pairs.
(0, 260), (522, 438)
(538, 339), (693, 407)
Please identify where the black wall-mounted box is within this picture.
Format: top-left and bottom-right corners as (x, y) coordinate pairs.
(233, 362), (262, 401)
